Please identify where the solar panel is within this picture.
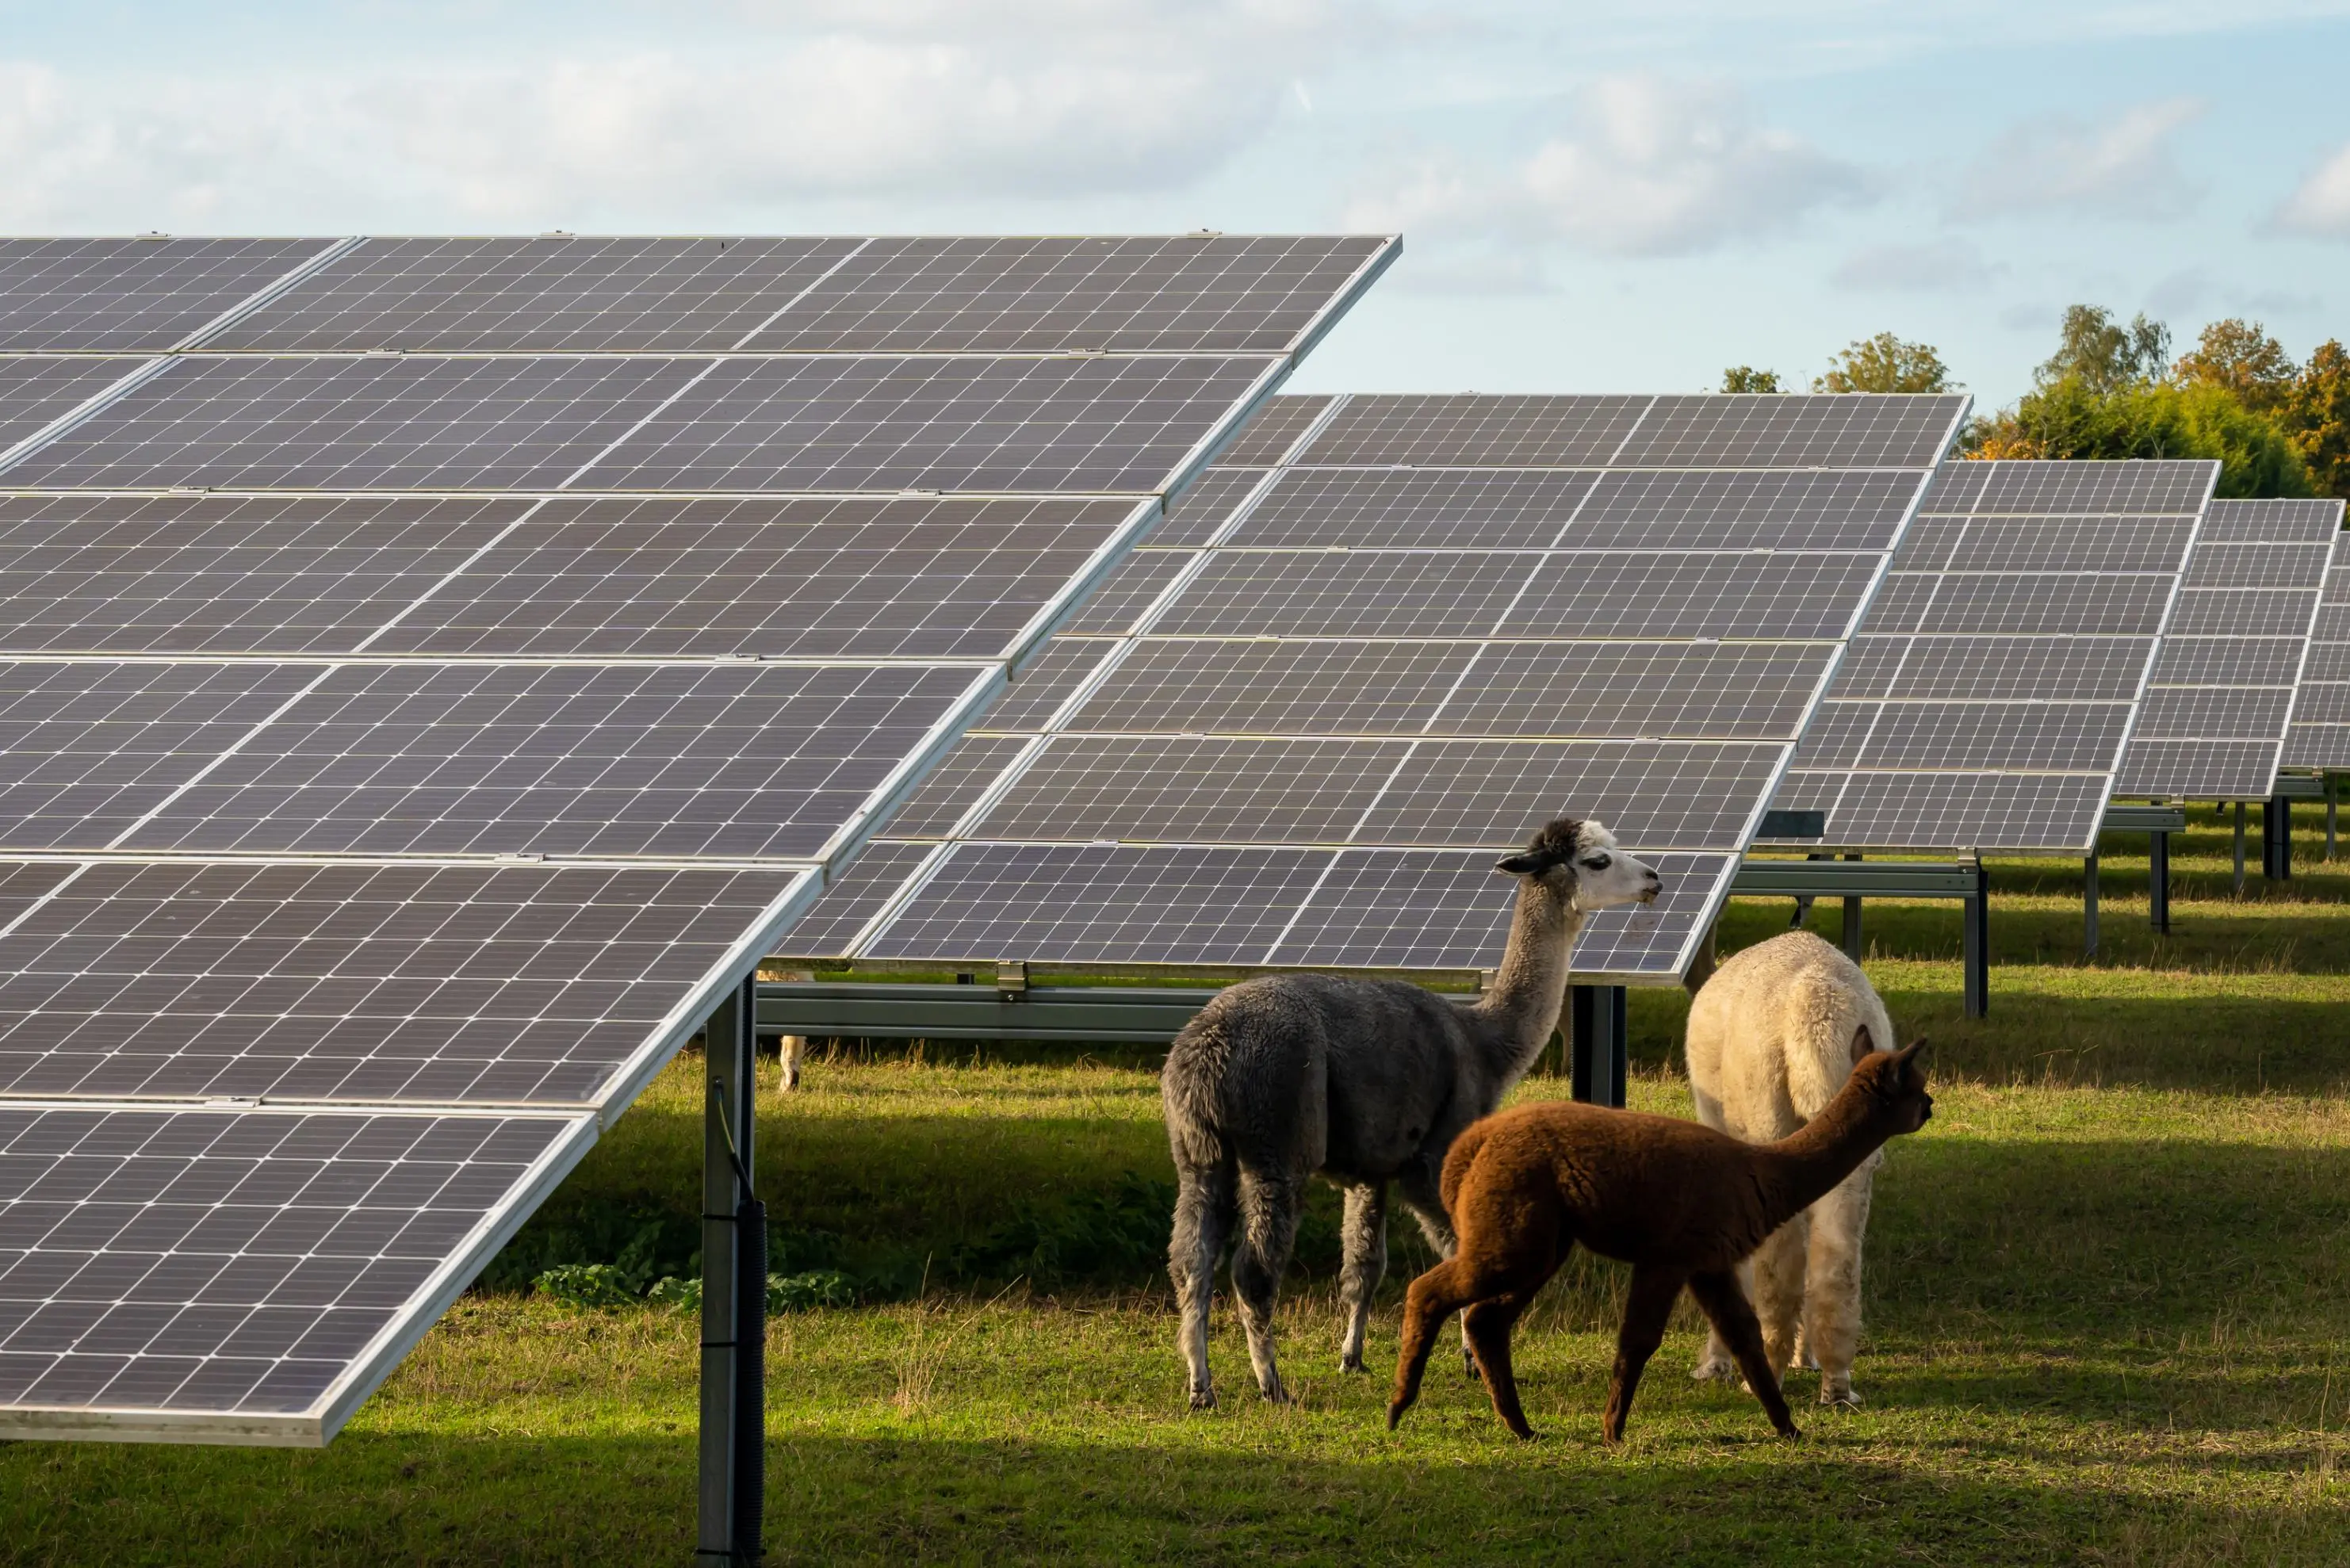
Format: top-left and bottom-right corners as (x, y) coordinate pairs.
(206, 236), (1391, 358)
(2273, 502), (2350, 771)
(794, 389), (1969, 981)
(0, 358), (155, 457)
(1768, 458), (2217, 851)
(0, 1100), (593, 1444)
(2121, 496), (2338, 799)
(0, 232), (1395, 1443)
(0, 239), (339, 353)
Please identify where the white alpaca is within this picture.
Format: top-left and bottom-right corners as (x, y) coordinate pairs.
(1682, 929), (1893, 1406)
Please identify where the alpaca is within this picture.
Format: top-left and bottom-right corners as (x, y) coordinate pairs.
(1684, 930), (1893, 1407)
(1387, 1035), (1931, 1443)
(1160, 818), (1660, 1410)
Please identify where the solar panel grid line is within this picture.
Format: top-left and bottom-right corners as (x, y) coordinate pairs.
(165, 239), (365, 355)
(838, 838), (960, 959)
(993, 497), (1164, 673)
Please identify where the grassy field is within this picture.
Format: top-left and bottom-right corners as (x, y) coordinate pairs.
(7, 806), (2350, 1564)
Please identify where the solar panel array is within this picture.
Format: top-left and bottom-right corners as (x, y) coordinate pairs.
(2117, 497), (2340, 798)
(2280, 504), (2350, 771)
(1765, 459), (2218, 853)
(0, 232), (1395, 1444)
(786, 391), (1968, 982)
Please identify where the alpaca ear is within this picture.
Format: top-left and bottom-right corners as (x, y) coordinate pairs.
(1892, 1037), (1930, 1073)
(1495, 851), (1542, 874)
(1849, 1025), (1874, 1063)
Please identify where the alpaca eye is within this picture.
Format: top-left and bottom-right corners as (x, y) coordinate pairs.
(1583, 855), (1611, 870)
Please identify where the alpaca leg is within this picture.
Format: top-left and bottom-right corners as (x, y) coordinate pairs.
(1168, 1157), (1236, 1411)
(1603, 1264), (1687, 1445)
(1463, 1288), (1544, 1440)
(1396, 1161), (1476, 1379)
(1388, 1250), (1553, 1432)
(1387, 1257), (1472, 1428)
(1690, 1255), (1751, 1384)
(1804, 1167), (1874, 1407)
(778, 1034), (805, 1092)
(1231, 1165), (1303, 1404)
(1752, 1214), (1811, 1380)
(1337, 1183), (1387, 1374)
(1688, 1269), (1800, 1440)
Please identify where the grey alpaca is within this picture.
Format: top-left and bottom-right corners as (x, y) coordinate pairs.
(1159, 817), (1661, 1409)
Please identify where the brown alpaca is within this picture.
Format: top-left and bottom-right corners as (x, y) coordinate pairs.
(1387, 1035), (1931, 1444)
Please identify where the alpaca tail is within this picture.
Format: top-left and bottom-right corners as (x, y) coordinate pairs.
(1161, 1017), (1230, 1171)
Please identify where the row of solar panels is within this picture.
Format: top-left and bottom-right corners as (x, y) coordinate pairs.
(0, 233), (1398, 1444)
(0, 235), (2340, 1450)
(778, 396), (2341, 985)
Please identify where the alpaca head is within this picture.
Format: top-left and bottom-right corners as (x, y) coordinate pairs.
(1847, 1031), (1934, 1134)
(1493, 818), (1661, 911)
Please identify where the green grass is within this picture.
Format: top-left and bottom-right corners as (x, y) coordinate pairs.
(8, 804), (2350, 1564)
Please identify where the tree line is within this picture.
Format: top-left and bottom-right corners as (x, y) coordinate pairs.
(1723, 311), (2350, 500)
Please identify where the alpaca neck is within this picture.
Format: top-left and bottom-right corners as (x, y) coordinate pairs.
(1752, 1083), (1896, 1226)
(1468, 877), (1583, 1084)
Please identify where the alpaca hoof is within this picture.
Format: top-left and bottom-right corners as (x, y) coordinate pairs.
(1462, 1349), (1480, 1380)
(1387, 1401), (1407, 1430)
(1339, 1352), (1366, 1375)
(1820, 1384), (1862, 1409)
(1690, 1356), (1737, 1384)
(1258, 1384), (1292, 1405)
(1188, 1387), (1217, 1412)
(1776, 1422), (1803, 1442)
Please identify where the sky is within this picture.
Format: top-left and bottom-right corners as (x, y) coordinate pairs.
(6, 2), (2350, 409)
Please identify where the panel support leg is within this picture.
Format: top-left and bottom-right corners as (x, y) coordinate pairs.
(2233, 801), (2248, 897)
(2264, 795), (2292, 882)
(1962, 858), (1988, 1019)
(2328, 774), (2339, 862)
(698, 973), (764, 1565)
(1570, 985), (1627, 1109)
(1839, 851), (1863, 963)
(2148, 830), (2170, 935)
(2083, 851), (2099, 958)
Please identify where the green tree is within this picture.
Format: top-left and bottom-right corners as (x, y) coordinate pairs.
(2175, 319), (2298, 412)
(1720, 365), (1783, 392)
(1813, 332), (1956, 393)
(2273, 340), (2350, 500)
(2038, 304), (2169, 392)
(1970, 377), (2313, 499)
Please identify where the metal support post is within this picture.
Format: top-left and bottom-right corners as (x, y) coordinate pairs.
(1839, 852), (1863, 962)
(1570, 985), (1627, 1109)
(2233, 801), (2248, 897)
(2084, 847), (2101, 952)
(2148, 830), (2170, 935)
(2329, 774), (2339, 861)
(698, 973), (764, 1565)
(2264, 795), (2292, 882)
(1962, 855), (1988, 1019)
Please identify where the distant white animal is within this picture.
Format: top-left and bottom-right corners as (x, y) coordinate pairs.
(1682, 930), (1895, 1406)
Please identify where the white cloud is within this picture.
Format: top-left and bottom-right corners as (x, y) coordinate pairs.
(0, 7), (1334, 227)
(1831, 239), (1998, 293)
(1344, 74), (1873, 262)
(2275, 143), (2350, 236)
(1954, 98), (2206, 220)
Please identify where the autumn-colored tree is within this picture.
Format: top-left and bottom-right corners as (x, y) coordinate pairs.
(2175, 319), (2298, 413)
(1812, 332), (1956, 393)
(2037, 305), (2169, 392)
(1720, 366), (1784, 393)
(2272, 340), (2350, 500)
